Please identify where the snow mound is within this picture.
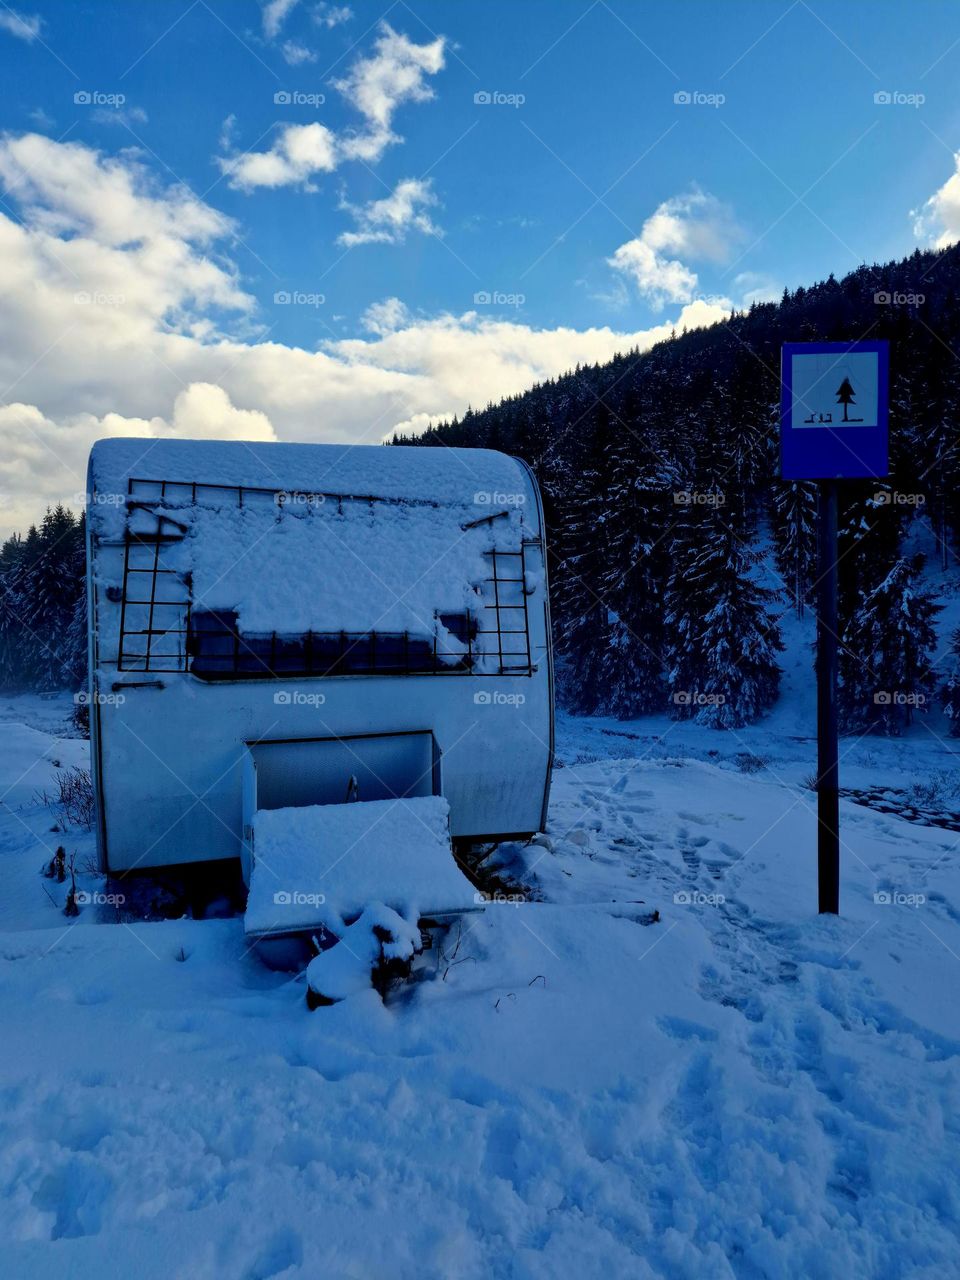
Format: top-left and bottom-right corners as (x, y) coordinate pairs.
(244, 796), (478, 936)
(166, 498), (517, 641)
(305, 902), (422, 1003)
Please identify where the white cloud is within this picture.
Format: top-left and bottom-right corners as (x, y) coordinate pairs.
(28, 106), (54, 129)
(223, 122), (338, 191)
(313, 3), (352, 29)
(0, 386), (274, 532)
(261, 0), (299, 40)
(912, 152), (960, 248)
(219, 114), (238, 152)
(608, 190), (744, 308)
(221, 24), (445, 190)
(281, 39), (316, 64)
(338, 178), (440, 247)
(91, 105), (149, 128)
(333, 22), (445, 162)
(733, 271), (781, 307)
(0, 133), (250, 322)
(0, 135), (729, 536)
(361, 297), (410, 334)
(0, 8), (40, 41)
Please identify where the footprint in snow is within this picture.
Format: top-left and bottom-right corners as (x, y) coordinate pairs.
(657, 1015), (719, 1043)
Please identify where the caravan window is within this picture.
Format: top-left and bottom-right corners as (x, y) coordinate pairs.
(187, 610), (477, 679)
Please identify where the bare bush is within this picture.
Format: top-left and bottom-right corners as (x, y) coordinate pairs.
(38, 765), (95, 830)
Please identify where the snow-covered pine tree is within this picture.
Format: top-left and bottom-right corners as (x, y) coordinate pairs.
(680, 509), (784, 729)
(662, 501), (707, 720)
(0, 527), (33, 689)
(942, 627), (960, 736)
(589, 394), (675, 717)
(23, 506), (85, 689)
(552, 405), (618, 714)
(837, 486), (905, 620)
(839, 554), (941, 734)
(771, 480), (817, 618)
(62, 514), (88, 694)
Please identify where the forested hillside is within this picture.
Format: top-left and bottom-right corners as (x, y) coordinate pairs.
(0, 506), (86, 694)
(402, 247), (960, 733)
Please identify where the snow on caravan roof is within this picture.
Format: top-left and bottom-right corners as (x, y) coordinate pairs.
(88, 437), (538, 649)
(88, 438), (531, 509)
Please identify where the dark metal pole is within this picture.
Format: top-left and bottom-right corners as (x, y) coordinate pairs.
(816, 480), (840, 914)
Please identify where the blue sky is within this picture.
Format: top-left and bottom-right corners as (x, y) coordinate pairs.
(2, 0), (960, 529)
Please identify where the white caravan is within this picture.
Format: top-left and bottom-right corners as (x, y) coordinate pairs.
(86, 439), (553, 935)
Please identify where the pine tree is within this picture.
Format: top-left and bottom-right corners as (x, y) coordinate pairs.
(771, 481), (817, 617)
(942, 627), (960, 736)
(0, 509), (86, 691)
(589, 411), (674, 716)
(553, 407), (618, 714)
(680, 512), (783, 728)
(837, 487), (905, 621)
(662, 501), (708, 719)
(839, 555), (941, 734)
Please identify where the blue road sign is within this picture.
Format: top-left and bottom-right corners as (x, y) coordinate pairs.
(781, 340), (889, 480)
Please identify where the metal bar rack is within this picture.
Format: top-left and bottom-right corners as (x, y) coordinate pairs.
(115, 478), (536, 679)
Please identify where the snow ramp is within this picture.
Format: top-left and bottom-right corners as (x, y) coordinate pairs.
(243, 795), (479, 939)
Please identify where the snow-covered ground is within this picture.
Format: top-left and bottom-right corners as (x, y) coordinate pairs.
(1, 685), (959, 1278)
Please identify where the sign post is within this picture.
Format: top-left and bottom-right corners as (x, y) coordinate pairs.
(780, 340), (889, 914)
(816, 480), (840, 914)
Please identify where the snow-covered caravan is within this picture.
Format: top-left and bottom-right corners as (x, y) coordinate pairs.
(85, 439), (553, 928)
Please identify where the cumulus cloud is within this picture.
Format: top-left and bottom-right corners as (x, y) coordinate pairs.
(0, 8), (40, 41)
(912, 152), (960, 248)
(608, 190), (744, 308)
(281, 39), (316, 64)
(338, 178), (440, 246)
(0, 387), (274, 533)
(0, 133), (251, 323)
(261, 0), (299, 40)
(223, 122), (338, 192)
(221, 23), (445, 190)
(313, 3), (352, 28)
(0, 135), (729, 536)
(361, 297), (410, 334)
(333, 22), (445, 154)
